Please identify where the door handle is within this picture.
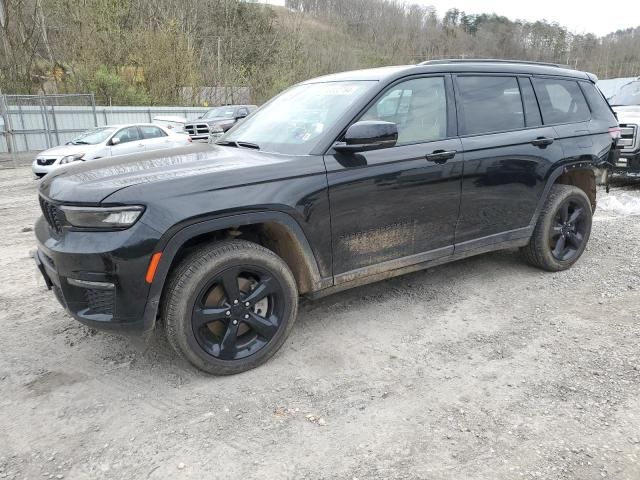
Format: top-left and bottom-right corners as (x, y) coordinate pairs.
(531, 136), (554, 147)
(425, 150), (456, 164)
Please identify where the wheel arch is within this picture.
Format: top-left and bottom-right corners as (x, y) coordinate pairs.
(140, 211), (327, 333)
(529, 161), (597, 230)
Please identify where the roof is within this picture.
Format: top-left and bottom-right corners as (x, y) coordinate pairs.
(303, 60), (591, 84)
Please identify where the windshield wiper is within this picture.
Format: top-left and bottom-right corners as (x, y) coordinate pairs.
(216, 140), (239, 148)
(236, 141), (260, 150)
(216, 140), (260, 150)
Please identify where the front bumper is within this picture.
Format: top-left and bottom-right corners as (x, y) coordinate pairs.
(613, 152), (640, 175)
(32, 161), (58, 176)
(34, 216), (162, 335)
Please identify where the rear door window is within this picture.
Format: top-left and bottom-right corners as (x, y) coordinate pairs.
(518, 77), (542, 127)
(455, 76), (525, 135)
(140, 126), (167, 139)
(532, 78), (591, 124)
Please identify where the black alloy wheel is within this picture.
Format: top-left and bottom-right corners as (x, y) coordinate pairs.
(191, 266), (284, 361)
(549, 198), (588, 262)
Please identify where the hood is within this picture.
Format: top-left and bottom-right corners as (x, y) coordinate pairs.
(37, 143), (98, 158)
(613, 105), (640, 124)
(39, 143), (295, 204)
(188, 116), (233, 124)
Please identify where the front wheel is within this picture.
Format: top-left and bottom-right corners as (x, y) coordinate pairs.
(163, 240), (298, 375)
(521, 184), (592, 271)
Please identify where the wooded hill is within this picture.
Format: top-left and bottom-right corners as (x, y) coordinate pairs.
(1, 0), (638, 105)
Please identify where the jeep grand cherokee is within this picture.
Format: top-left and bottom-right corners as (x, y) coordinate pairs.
(34, 60), (618, 375)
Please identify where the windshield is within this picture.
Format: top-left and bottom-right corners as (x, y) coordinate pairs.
(203, 107), (237, 119)
(609, 81), (640, 106)
(219, 81), (376, 154)
(70, 127), (116, 145)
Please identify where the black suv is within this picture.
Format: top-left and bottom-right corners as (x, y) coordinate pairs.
(35, 60), (618, 375)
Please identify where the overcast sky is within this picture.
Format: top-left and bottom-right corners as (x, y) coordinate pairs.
(256, 0), (638, 37)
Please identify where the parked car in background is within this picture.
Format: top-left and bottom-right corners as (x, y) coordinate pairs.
(32, 124), (192, 178)
(607, 77), (640, 175)
(184, 105), (257, 142)
(152, 115), (187, 131)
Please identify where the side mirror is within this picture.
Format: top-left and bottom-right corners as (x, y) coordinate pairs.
(110, 137), (121, 145)
(334, 121), (398, 153)
(235, 112), (248, 120)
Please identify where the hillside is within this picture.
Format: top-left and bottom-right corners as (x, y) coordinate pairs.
(0, 0), (638, 105)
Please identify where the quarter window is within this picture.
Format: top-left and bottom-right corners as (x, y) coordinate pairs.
(532, 78), (591, 124)
(360, 77), (447, 144)
(456, 76), (524, 135)
(140, 126), (167, 139)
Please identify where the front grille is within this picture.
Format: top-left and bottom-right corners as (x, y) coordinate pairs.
(84, 288), (115, 316)
(619, 124), (638, 153)
(39, 196), (64, 234)
(184, 123), (211, 137)
(37, 158), (57, 166)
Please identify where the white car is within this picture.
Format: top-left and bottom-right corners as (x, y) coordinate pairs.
(32, 123), (192, 177)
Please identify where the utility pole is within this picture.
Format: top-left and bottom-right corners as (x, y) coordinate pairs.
(217, 37), (222, 82)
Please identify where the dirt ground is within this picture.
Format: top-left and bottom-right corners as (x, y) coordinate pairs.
(1, 166), (639, 480)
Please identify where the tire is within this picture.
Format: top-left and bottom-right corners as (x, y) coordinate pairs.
(521, 184), (592, 272)
(163, 240), (298, 375)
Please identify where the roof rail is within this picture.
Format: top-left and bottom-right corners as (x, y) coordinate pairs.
(419, 59), (571, 69)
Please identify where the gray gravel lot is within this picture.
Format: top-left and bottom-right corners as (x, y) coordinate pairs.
(0, 167), (639, 480)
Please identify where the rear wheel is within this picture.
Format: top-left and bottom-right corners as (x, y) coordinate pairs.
(163, 240), (298, 375)
(521, 184), (592, 271)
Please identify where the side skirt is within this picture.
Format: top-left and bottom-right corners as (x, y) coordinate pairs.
(307, 228), (532, 300)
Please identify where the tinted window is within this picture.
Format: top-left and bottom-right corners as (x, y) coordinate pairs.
(140, 126), (167, 139)
(519, 77), (542, 127)
(580, 82), (617, 123)
(456, 76), (524, 135)
(532, 78), (590, 124)
(113, 127), (141, 144)
(361, 77), (447, 144)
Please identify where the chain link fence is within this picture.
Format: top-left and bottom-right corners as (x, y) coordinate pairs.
(0, 94), (210, 168)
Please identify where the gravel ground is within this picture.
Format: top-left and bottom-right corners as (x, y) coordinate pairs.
(1, 167), (639, 480)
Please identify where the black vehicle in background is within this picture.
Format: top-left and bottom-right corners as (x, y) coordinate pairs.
(35, 60), (618, 375)
(184, 105), (257, 142)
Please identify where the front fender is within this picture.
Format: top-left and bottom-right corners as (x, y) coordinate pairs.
(139, 210), (325, 334)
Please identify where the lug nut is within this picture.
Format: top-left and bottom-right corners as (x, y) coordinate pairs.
(244, 314), (249, 319)
(245, 302), (250, 307)
(233, 299), (239, 305)
(225, 310), (231, 316)
(232, 319), (238, 325)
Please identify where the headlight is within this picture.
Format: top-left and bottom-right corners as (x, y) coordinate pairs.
(59, 153), (85, 164)
(59, 205), (144, 229)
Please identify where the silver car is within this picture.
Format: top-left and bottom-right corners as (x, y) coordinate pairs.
(32, 123), (192, 178)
